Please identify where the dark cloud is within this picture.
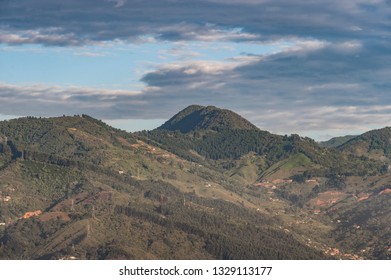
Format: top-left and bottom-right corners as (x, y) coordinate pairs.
(1, 0), (390, 45)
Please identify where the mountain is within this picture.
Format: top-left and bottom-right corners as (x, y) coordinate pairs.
(158, 105), (259, 133)
(319, 135), (357, 148)
(0, 115), (136, 161)
(0, 114), (327, 260)
(0, 108), (390, 260)
(139, 106), (381, 180)
(339, 127), (391, 161)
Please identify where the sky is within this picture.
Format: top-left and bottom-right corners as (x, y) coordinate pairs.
(0, 0), (390, 140)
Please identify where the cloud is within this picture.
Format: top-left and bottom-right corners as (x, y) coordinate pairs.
(0, 82), (142, 117)
(74, 51), (106, 57)
(144, 55), (259, 79)
(105, 0), (127, 8)
(1, 0), (390, 46)
(0, 28), (84, 46)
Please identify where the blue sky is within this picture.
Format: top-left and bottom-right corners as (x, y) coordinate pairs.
(1, 0), (391, 140)
(0, 40), (285, 89)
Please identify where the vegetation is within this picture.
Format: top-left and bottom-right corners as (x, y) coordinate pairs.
(319, 135), (357, 148)
(140, 129), (382, 179)
(0, 106), (390, 260)
(340, 126), (391, 158)
(158, 105), (258, 132)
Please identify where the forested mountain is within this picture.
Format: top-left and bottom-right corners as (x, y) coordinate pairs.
(139, 106), (382, 178)
(339, 127), (391, 160)
(0, 107), (390, 260)
(0, 114), (136, 159)
(158, 105), (259, 132)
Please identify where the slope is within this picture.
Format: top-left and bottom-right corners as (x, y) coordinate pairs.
(0, 114), (328, 260)
(339, 127), (391, 161)
(139, 106), (382, 181)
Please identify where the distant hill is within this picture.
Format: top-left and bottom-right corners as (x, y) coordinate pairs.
(0, 115), (134, 154)
(319, 135), (357, 148)
(339, 127), (391, 160)
(158, 105), (259, 133)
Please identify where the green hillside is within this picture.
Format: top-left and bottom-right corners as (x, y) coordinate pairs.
(0, 114), (327, 260)
(140, 106), (382, 179)
(339, 127), (391, 160)
(0, 107), (390, 260)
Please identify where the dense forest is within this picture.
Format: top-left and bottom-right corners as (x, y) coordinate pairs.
(139, 128), (383, 178)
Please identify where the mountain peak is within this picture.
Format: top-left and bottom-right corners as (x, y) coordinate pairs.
(157, 105), (259, 133)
